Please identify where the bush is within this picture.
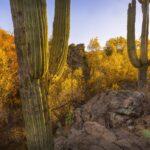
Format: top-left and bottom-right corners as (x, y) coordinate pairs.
(48, 66), (85, 125)
(87, 50), (137, 95)
(0, 30), (18, 105)
(0, 30), (22, 147)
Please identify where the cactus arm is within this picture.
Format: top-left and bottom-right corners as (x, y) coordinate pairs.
(127, 0), (141, 68)
(49, 0), (71, 77)
(140, 1), (149, 64)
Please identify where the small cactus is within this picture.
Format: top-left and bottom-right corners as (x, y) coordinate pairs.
(127, 0), (150, 88)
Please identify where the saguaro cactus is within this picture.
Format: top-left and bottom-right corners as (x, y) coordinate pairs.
(10, 0), (70, 149)
(127, 0), (150, 88)
(49, 0), (70, 77)
(10, 0), (52, 149)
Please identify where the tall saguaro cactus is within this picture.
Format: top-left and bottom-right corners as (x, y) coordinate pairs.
(10, 0), (52, 149)
(127, 0), (150, 88)
(10, 0), (70, 149)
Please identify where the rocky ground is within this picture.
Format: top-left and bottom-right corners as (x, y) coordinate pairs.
(54, 90), (150, 150)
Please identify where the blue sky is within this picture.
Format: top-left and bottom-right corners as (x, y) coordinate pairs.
(0, 0), (143, 47)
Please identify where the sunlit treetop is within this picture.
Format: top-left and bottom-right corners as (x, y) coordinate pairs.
(138, 0), (150, 4)
(88, 37), (101, 51)
(0, 29), (15, 51)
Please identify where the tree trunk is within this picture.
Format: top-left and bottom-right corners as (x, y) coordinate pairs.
(138, 66), (148, 88)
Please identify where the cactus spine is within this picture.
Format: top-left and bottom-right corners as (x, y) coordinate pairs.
(49, 0), (70, 77)
(127, 0), (150, 88)
(10, 0), (70, 149)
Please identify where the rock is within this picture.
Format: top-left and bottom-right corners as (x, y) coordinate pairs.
(114, 128), (132, 140)
(54, 90), (150, 150)
(66, 135), (101, 150)
(66, 134), (120, 150)
(143, 115), (150, 127)
(73, 90), (144, 128)
(67, 44), (86, 70)
(127, 125), (135, 131)
(73, 108), (83, 129)
(68, 128), (83, 140)
(109, 91), (144, 117)
(115, 139), (137, 150)
(109, 113), (130, 128)
(135, 115), (150, 129)
(54, 136), (67, 150)
(83, 121), (117, 142)
(98, 140), (122, 150)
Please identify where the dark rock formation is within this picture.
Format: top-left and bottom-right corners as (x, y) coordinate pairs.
(54, 90), (150, 150)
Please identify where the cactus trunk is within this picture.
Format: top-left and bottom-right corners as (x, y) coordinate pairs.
(127, 0), (150, 88)
(138, 66), (148, 87)
(20, 79), (53, 150)
(10, 0), (52, 149)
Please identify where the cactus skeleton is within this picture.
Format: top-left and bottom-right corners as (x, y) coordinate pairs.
(10, 0), (70, 149)
(127, 0), (150, 87)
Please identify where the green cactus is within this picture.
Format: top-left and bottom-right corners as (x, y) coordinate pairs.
(10, 0), (52, 149)
(49, 0), (70, 77)
(10, 0), (70, 149)
(127, 0), (150, 88)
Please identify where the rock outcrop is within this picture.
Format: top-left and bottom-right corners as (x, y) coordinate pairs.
(54, 90), (150, 150)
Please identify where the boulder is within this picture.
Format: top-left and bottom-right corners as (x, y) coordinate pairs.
(83, 121), (117, 142)
(54, 90), (149, 150)
(74, 90), (144, 128)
